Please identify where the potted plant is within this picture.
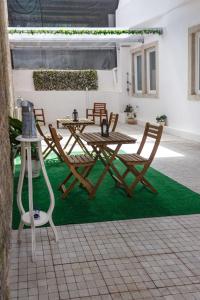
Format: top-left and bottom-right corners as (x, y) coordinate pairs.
(124, 104), (137, 124)
(9, 117), (41, 177)
(156, 115), (167, 126)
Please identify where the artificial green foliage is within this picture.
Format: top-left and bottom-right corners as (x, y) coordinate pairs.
(9, 28), (163, 36)
(33, 70), (98, 91)
(9, 117), (22, 148)
(12, 157), (200, 229)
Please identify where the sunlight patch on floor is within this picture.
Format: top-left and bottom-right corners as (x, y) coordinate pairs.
(121, 143), (184, 158)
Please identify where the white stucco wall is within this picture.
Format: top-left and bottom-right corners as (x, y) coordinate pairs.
(116, 0), (200, 138)
(116, 0), (193, 28)
(13, 70), (123, 124)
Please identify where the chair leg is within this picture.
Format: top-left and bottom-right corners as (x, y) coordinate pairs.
(43, 141), (55, 159)
(59, 172), (73, 191)
(129, 165), (157, 194)
(117, 164), (157, 196)
(42, 146), (50, 156)
(106, 112), (108, 123)
(71, 166), (94, 195)
(122, 169), (129, 179)
(100, 113), (102, 126)
(141, 177), (157, 193)
(61, 177), (79, 199)
(60, 166), (94, 199)
(133, 166), (157, 193)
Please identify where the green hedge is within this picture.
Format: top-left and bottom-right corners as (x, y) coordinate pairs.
(33, 70), (98, 91)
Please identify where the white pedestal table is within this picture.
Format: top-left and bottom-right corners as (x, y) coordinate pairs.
(16, 135), (58, 261)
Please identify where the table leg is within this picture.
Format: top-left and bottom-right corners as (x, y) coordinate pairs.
(37, 141), (58, 242)
(17, 143), (26, 243)
(49, 217), (58, 242)
(90, 144), (121, 198)
(101, 148), (132, 196)
(63, 131), (73, 150)
(17, 221), (24, 244)
(67, 125), (91, 156)
(31, 224), (36, 262)
(27, 142), (36, 262)
(17, 143), (26, 216)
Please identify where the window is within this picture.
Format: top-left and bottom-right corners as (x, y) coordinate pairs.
(134, 52), (142, 93)
(195, 32), (200, 94)
(188, 24), (200, 99)
(146, 48), (156, 94)
(132, 42), (158, 97)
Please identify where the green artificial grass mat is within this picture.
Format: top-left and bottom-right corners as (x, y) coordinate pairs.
(12, 156), (200, 229)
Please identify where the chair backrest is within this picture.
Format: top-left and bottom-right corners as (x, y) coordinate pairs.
(34, 108), (45, 125)
(108, 112), (119, 132)
(36, 122), (53, 146)
(36, 122), (46, 139)
(93, 102), (107, 113)
(48, 124), (71, 165)
(137, 122), (163, 163)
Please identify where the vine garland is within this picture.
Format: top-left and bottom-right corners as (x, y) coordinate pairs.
(9, 28), (163, 36)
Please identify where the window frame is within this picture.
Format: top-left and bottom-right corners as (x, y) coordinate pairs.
(195, 32), (200, 95)
(146, 47), (157, 95)
(131, 42), (158, 98)
(134, 51), (143, 94)
(188, 24), (200, 100)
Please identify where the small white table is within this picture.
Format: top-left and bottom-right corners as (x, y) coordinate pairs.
(16, 136), (58, 261)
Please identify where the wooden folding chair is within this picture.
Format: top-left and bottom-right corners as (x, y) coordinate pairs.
(49, 125), (95, 199)
(117, 122), (163, 197)
(108, 112), (119, 132)
(36, 123), (63, 160)
(34, 108), (46, 125)
(86, 102), (108, 124)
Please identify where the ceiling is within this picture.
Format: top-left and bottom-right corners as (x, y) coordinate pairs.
(8, 0), (119, 27)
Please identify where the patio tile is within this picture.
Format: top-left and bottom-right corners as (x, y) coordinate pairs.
(9, 216), (200, 299)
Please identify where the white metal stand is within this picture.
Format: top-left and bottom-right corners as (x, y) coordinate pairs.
(16, 135), (58, 262)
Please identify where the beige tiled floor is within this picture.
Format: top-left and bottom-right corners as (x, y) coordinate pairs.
(10, 124), (200, 299)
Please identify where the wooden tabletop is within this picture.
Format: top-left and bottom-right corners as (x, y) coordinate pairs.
(57, 118), (94, 126)
(78, 132), (137, 145)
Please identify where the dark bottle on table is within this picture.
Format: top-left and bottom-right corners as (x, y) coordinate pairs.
(72, 109), (78, 122)
(101, 118), (109, 137)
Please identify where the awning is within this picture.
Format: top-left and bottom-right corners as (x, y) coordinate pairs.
(9, 27), (163, 49)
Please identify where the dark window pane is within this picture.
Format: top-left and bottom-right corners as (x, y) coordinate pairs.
(199, 38), (200, 90)
(137, 55), (142, 91)
(149, 50), (156, 91)
(12, 48), (117, 70)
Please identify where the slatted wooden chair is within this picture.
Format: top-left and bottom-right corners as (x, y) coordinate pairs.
(34, 108), (46, 125)
(108, 112), (119, 132)
(49, 125), (95, 199)
(86, 102), (108, 124)
(117, 122), (163, 197)
(36, 123), (63, 160)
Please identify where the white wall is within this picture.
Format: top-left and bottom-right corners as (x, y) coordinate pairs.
(13, 70), (122, 124)
(116, 0), (193, 27)
(116, 0), (200, 138)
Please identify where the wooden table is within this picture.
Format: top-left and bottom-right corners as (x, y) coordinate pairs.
(56, 118), (94, 154)
(78, 132), (136, 197)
